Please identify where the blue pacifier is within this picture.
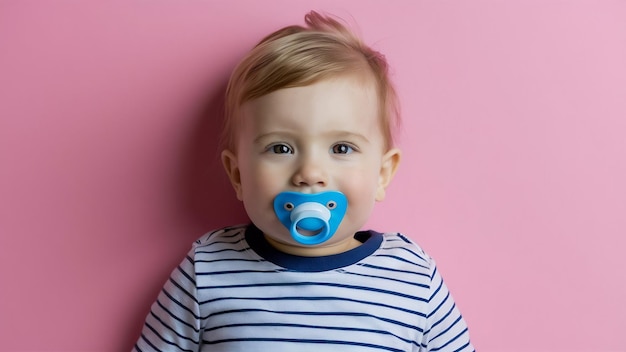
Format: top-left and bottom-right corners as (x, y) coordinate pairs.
(273, 191), (348, 246)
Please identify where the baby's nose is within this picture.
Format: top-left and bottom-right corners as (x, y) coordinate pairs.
(291, 158), (327, 187)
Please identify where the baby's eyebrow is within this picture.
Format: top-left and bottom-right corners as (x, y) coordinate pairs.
(252, 130), (371, 145)
(329, 131), (370, 143)
(252, 131), (296, 144)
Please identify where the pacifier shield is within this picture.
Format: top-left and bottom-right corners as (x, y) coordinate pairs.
(273, 191), (348, 246)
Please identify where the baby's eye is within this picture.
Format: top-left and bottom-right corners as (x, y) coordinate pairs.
(331, 143), (355, 154)
(268, 144), (293, 154)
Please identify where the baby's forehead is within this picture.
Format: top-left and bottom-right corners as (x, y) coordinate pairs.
(237, 78), (384, 143)
(246, 72), (380, 105)
(243, 76), (378, 111)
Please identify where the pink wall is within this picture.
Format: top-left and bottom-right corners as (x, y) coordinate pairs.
(1, 1), (625, 351)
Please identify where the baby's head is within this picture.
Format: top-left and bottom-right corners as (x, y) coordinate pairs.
(222, 10), (400, 153)
(221, 11), (401, 255)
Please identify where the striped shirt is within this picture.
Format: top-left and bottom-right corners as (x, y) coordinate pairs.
(134, 224), (474, 352)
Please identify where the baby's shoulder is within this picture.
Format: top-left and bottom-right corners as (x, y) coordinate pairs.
(377, 231), (434, 267)
(192, 224), (248, 249)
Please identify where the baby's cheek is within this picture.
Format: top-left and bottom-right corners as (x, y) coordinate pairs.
(242, 168), (278, 192)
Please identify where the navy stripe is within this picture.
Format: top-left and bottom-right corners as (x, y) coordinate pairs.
(196, 269), (285, 276)
(155, 299), (200, 332)
(183, 255), (194, 266)
(168, 277), (198, 304)
(144, 322), (195, 352)
(373, 254), (429, 269)
(430, 327), (469, 351)
(198, 281), (429, 302)
(199, 228), (230, 242)
(200, 295), (427, 318)
(205, 308), (424, 332)
(395, 233), (414, 244)
(149, 311), (200, 344)
(139, 333), (163, 352)
(394, 246), (429, 263)
(195, 247), (249, 256)
(358, 263), (431, 277)
(428, 273), (444, 302)
(429, 290), (450, 319)
(430, 266), (439, 280)
(432, 314), (463, 341)
(161, 288), (200, 318)
(175, 265), (196, 286)
(198, 237), (247, 249)
(202, 337), (406, 352)
(204, 322), (420, 347)
(342, 270), (429, 288)
(432, 302), (456, 329)
(453, 343), (473, 352)
(193, 258), (261, 265)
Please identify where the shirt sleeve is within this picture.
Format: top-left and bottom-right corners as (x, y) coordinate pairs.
(133, 251), (202, 352)
(421, 261), (475, 352)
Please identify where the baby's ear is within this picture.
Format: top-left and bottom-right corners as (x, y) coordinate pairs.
(221, 150), (243, 200)
(376, 148), (401, 201)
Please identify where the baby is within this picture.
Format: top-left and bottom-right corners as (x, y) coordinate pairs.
(134, 11), (474, 352)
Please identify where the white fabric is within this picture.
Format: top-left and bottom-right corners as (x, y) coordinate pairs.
(134, 224), (474, 352)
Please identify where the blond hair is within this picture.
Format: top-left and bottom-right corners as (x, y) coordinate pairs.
(223, 11), (400, 151)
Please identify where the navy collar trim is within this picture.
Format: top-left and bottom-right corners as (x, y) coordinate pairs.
(244, 224), (383, 272)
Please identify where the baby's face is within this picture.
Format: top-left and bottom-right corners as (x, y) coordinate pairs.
(223, 75), (399, 256)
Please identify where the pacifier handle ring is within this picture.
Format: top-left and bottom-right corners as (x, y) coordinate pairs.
(290, 219), (331, 245)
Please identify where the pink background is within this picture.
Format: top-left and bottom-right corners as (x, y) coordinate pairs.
(1, 1), (625, 351)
